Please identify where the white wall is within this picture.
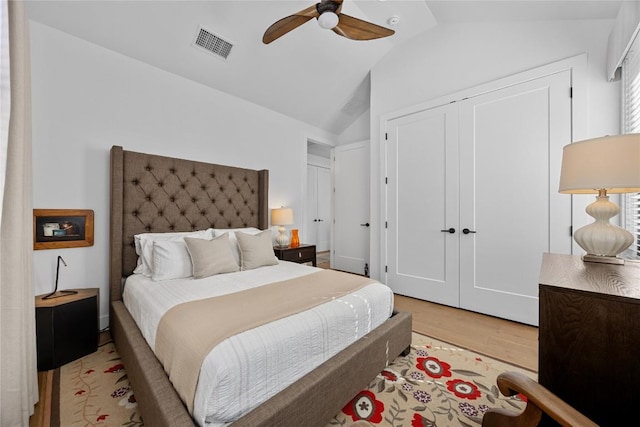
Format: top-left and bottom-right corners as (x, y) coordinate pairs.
(30, 21), (337, 329)
(338, 109), (370, 145)
(369, 19), (620, 280)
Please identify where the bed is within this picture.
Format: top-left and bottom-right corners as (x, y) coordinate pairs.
(108, 145), (412, 427)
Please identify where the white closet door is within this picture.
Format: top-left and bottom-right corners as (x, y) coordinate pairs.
(384, 69), (572, 326)
(385, 104), (460, 306)
(458, 70), (572, 325)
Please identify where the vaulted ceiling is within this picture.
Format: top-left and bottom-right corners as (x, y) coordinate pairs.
(26, 1), (621, 136)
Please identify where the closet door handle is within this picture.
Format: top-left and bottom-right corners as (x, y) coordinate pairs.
(360, 223), (370, 227)
(318, 219), (324, 222)
(462, 228), (476, 234)
(441, 228), (456, 234)
(313, 219), (318, 222)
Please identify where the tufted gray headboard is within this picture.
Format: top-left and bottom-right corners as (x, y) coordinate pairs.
(109, 146), (269, 302)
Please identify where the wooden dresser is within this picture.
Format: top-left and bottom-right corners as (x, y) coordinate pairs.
(539, 253), (640, 426)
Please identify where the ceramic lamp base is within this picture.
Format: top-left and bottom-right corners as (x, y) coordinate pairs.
(574, 194), (633, 258)
(276, 226), (289, 247)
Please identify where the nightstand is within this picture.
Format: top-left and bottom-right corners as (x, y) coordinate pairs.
(35, 288), (99, 371)
(273, 244), (317, 266)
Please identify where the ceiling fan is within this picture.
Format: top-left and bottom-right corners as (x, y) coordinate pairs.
(262, 0), (395, 44)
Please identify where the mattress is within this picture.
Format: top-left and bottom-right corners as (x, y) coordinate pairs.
(122, 261), (394, 426)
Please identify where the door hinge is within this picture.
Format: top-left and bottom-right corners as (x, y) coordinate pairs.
(385, 177), (388, 184)
(385, 132), (388, 140)
(385, 221), (388, 229)
(385, 265), (388, 273)
(569, 225), (573, 236)
(569, 87), (573, 98)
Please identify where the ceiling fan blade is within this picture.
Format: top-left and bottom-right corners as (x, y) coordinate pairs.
(263, 5), (319, 44)
(333, 13), (394, 41)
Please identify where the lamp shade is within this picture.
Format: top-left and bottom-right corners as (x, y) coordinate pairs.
(271, 208), (293, 226)
(559, 134), (640, 194)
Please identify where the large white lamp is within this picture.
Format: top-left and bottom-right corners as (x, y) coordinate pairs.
(559, 134), (640, 264)
(271, 207), (294, 247)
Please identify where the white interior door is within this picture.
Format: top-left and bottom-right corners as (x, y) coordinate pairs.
(306, 164), (318, 245)
(385, 104), (460, 306)
(334, 141), (370, 275)
(306, 164), (331, 251)
(315, 167), (331, 251)
(458, 70), (573, 325)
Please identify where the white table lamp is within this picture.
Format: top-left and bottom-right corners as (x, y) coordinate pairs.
(559, 134), (640, 264)
(271, 207), (294, 247)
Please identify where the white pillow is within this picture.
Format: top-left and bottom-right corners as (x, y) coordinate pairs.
(151, 240), (193, 281)
(235, 230), (279, 271)
(214, 228), (262, 265)
(213, 227), (261, 237)
(133, 228), (214, 277)
(184, 234), (239, 279)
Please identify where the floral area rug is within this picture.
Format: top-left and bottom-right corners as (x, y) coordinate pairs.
(53, 333), (534, 426)
(325, 333), (535, 427)
(54, 339), (142, 426)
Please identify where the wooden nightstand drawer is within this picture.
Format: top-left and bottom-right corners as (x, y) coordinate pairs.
(273, 244), (317, 266)
(281, 246), (314, 262)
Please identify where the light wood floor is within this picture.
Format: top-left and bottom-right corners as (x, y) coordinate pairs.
(394, 294), (538, 372)
(30, 371), (52, 427)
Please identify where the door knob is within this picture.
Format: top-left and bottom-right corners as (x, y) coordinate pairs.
(360, 223), (370, 227)
(440, 228), (455, 234)
(462, 228), (476, 234)
(313, 219), (318, 222)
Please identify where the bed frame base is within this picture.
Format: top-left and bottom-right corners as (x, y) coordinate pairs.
(112, 301), (194, 426)
(112, 301), (412, 427)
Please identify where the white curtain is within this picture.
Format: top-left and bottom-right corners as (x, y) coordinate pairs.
(0, 0), (38, 425)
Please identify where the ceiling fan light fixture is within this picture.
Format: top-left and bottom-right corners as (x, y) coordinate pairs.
(318, 11), (339, 29)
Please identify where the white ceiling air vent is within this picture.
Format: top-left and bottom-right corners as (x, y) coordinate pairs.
(193, 26), (233, 60)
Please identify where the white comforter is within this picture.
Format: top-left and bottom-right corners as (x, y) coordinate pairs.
(122, 261), (394, 426)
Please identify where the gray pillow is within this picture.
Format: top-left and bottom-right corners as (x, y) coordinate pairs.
(235, 230), (279, 270)
(184, 234), (239, 279)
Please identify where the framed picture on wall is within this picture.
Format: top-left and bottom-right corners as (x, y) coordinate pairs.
(33, 209), (94, 250)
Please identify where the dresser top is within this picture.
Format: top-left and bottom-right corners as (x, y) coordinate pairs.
(540, 253), (640, 300)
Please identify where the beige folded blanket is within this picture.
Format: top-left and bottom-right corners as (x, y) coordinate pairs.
(155, 269), (375, 414)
